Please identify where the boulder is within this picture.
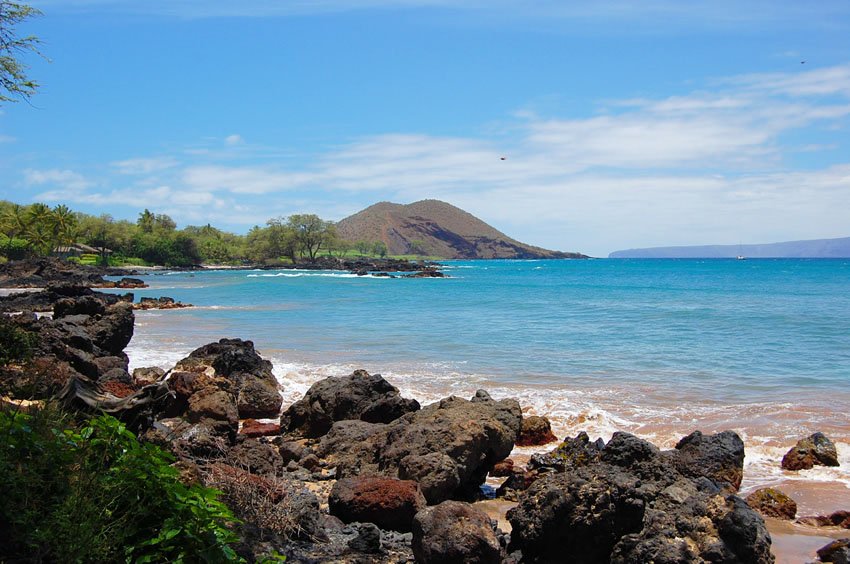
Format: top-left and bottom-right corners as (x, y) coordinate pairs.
(746, 488), (797, 520)
(528, 431), (605, 473)
(797, 510), (850, 529)
(412, 501), (501, 564)
(282, 369), (419, 438)
(229, 438), (283, 477)
(240, 418), (281, 438)
(170, 339), (282, 419)
(669, 430), (745, 491)
(329, 476), (427, 532)
(237, 375), (282, 419)
(517, 415), (558, 446)
(316, 391), (521, 504)
(88, 302), (134, 356)
(187, 388), (238, 429)
(490, 458), (514, 477)
(817, 538), (850, 563)
(781, 432), (840, 471)
(508, 431), (773, 564)
(133, 366), (165, 386)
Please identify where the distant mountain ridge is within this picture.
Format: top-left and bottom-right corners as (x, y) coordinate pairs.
(609, 236), (850, 258)
(337, 200), (586, 259)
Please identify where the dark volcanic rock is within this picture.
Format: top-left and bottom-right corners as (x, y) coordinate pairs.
(317, 391), (521, 504)
(670, 430), (745, 491)
(781, 432), (840, 471)
(490, 458), (514, 477)
(528, 431), (605, 473)
(282, 369), (419, 438)
(746, 488), (797, 520)
(412, 501), (501, 564)
(0, 258), (109, 288)
(507, 431), (773, 564)
(817, 538), (850, 563)
(171, 338), (282, 419)
(329, 476), (427, 532)
(133, 366), (165, 386)
(516, 415), (558, 447)
(229, 438), (283, 477)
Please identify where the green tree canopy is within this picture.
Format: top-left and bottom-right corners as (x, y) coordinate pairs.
(0, 1), (43, 103)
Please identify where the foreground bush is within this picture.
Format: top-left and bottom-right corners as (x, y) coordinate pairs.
(0, 407), (243, 563)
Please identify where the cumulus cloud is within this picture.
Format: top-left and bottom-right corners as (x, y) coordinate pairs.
(14, 63), (850, 255)
(24, 169), (94, 191)
(224, 134), (244, 146)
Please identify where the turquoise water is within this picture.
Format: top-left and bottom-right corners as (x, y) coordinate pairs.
(125, 259), (850, 398)
(120, 259), (850, 492)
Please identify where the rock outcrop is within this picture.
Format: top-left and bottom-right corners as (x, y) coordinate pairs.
(746, 488), (797, 520)
(329, 476), (427, 532)
(516, 415), (558, 446)
(507, 431), (773, 563)
(412, 501), (502, 564)
(316, 390), (521, 504)
(282, 369), (419, 438)
(781, 432), (840, 471)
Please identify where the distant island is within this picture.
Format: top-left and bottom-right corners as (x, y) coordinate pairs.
(609, 236), (850, 258)
(338, 199), (586, 259)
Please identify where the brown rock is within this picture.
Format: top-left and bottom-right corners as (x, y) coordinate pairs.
(329, 476), (427, 532)
(517, 415), (558, 447)
(490, 458), (515, 477)
(797, 510), (850, 529)
(101, 380), (138, 398)
(817, 538), (850, 563)
(187, 388), (238, 427)
(745, 488), (797, 520)
(412, 501), (501, 564)
(240, 418), (281, 438)
(781, 432), (840, 471)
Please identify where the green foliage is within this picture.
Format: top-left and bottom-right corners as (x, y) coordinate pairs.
(0, 233), (29, 259)
(0, 408), (244, 563)
(0, 316), (37, 364)
(0, 1), (44, 103)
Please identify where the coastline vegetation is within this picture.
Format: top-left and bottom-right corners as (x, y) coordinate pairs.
(0, 405), (243, 562)
(0, 199), (408, 267)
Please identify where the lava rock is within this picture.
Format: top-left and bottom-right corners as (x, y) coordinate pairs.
(517, 415), (558, 446)
(240, 418), (281, 438)
(329, 476), (427, 532)
(817, 538), (850, 563)
(746, 488), (797, 520)
(282, 369), (419, 438)
(412, 501), (501, 564)
(797, 510), (850, 529)
(781, 432), (840, 471)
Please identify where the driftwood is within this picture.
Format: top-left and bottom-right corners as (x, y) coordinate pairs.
(57, 373), (174, 429)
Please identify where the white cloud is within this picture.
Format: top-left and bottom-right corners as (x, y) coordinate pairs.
(112, 157), (179, 174)
(0, 134), (15, 144)
(224, 134), (244, 146)
(24, 169), (94, 191)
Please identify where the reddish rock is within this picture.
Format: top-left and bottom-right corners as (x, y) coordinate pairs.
(490, 458), (515, 477)
(240, 418), (281, 438)
(517, 415), (558, 447)
(101, 380), (137, 398)
(797, 510), (850, 529)
(329, 476), (427, 532)
(781, 432), (839, 471)
(745, 488), (797, 520)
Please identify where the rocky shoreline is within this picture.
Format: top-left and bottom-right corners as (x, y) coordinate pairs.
(1, 288), (847, 563)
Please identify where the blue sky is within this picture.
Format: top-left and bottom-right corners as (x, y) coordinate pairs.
(2, 1), (850, 256)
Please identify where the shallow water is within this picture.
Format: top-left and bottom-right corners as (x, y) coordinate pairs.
(114, 259), (850, 558)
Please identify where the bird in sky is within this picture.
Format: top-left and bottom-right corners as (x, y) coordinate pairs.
(500, 156), (507, 161)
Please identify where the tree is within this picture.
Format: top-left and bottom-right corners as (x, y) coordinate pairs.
(0, 1), (43, 104)
(287, 214), (334, 261)
(372, 241), (388, 258)
(408, 239), (426, 256)
(50, 204), (77, 249)
(137, 209), (155, 233)
(354, 240), (371, 256)
(1, 203), (28, 255)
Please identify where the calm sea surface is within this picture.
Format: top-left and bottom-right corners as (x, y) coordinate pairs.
(117, 259), (850, 505)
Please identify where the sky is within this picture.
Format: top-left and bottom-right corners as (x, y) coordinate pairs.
(1, 1), (850, 257)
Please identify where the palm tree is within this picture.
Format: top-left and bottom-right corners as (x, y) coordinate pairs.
(1, 204), (29, 255)
(50, 204), (78, 251)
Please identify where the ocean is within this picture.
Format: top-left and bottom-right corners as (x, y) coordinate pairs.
(117, 258), (850, 523)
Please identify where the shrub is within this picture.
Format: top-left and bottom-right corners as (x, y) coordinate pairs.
(0, 408), (244, 563)
(0, 317), (37, 365)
